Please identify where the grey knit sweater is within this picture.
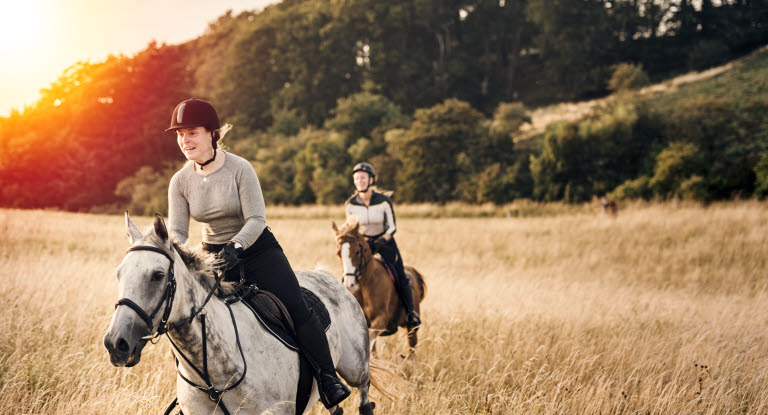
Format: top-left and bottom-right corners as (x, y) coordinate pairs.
(168, 152), (266, 249)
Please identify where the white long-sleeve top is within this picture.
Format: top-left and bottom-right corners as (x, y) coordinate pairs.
(344, 191), (396, 238)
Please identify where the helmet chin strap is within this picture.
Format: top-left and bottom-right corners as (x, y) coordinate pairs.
(196, 136), (216, 170)
(196, 148), (217, 170)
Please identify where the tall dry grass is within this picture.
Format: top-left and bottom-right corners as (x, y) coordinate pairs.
(2, 202), (768, 414)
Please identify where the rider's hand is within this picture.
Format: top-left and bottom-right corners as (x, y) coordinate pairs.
(372, 236), (388, 252)
(216, 241), (243, 271)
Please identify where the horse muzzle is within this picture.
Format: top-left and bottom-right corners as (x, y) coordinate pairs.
(103, 309), (151, 367)
(343, 274), (359, 290)
(103, 330), (147, 367)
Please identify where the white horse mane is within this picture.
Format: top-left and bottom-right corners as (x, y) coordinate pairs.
(140, 226), (235, 295)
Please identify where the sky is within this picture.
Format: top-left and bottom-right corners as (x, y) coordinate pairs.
(0, 0), (278, 116)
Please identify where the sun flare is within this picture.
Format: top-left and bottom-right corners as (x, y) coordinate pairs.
(0, 1), (49, 60)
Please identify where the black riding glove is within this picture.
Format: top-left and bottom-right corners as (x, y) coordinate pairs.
(372, 236), (388, 252)
(216, 241), (243, 271)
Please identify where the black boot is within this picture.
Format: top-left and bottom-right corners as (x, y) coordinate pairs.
(397, 279), (421, 329)
(294, 317), (351, 408)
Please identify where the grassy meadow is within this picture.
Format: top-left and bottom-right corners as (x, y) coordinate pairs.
(2, 202), (768, 414)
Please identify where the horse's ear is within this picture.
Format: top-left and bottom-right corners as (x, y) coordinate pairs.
(153, 213), (169, 243)
(351, 220), (359, 234)
(331, 221), (339, 234)
(125, 211), (142, 245)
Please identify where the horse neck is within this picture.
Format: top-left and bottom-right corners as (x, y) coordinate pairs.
(165, 261), (241, 375)
(358, 239), (380, 282)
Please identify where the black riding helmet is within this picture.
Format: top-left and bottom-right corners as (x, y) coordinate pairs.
(166, 98), (221, 132)
(352, 162), (376, 183)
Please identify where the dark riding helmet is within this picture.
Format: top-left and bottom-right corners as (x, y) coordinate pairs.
(352, 162), (376, 181)
(166, 98), (221, 132)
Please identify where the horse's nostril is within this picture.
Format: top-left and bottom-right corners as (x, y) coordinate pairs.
(117, 338), (130, 353)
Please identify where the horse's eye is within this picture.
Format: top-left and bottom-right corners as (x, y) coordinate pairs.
(151, 271), (164, 281)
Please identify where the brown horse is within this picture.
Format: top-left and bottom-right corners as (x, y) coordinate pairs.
(332, 219), (426, 358)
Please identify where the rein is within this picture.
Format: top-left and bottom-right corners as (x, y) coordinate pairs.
(115, 244), (247, 415)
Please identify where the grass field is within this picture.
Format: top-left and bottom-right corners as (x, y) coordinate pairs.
(2, 202), (768, 414)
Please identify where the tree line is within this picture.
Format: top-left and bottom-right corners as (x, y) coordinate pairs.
(0, 0), (766, 212)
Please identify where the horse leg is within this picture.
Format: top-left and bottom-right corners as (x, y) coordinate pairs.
(369, 330), (379, 357)
(405, 326), (418, 360)
(357, 379), (376, 415)
(329, 405), (343, 415)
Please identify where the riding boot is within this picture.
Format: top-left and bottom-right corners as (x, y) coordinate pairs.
(396, 279), (421, 329)
(294, 316), (351, 409)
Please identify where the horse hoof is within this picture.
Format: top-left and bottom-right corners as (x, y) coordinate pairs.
(330, 407), (344, 415)
(359, 401), (375, 415)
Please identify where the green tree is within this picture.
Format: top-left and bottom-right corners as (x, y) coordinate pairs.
(292, 129), (350, 204)
(115, 166), (176, 216)
(392, 99), (486, 202)
(607, 63), (650, 92)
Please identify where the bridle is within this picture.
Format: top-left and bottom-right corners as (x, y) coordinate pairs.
(341, 236), (370, 285)
(114, 245), (177, 343)
(114, 243), (246, 415)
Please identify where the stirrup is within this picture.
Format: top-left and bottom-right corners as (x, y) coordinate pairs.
(318, 373), (351, 409)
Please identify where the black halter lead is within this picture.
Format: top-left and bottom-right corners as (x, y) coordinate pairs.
(115, 244), (247, 415)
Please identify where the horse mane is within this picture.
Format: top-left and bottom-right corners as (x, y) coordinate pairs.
(172, 241), (237, 295)
(338, 217), (363, 239)
(143, 230), (235, 294)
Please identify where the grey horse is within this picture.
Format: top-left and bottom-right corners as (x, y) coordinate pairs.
(104, 213), (376, 415)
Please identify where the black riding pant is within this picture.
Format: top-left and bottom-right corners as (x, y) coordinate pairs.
(369, 237), (410, 289)
(203, 228), (313, 325)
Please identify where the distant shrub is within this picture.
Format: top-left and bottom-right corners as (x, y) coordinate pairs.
(677, 175), (709, 200)
(530, 103), (660, 202)
(608, 176), (653, 200)
(607, 63), (650, 92)
(115, 166), (175, 216)
(490, 102), (531, 136)
(754, 154), (768, 198)
(664, 97), (760, 199)
(649, 142), (702, 197)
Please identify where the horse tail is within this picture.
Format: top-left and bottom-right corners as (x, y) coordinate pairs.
(407, 267), (427, 300)
(368, 358), (405, 401)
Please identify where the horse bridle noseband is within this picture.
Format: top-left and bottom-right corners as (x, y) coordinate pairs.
(115, 245), (177, 341)
(114, 244), (247, 415)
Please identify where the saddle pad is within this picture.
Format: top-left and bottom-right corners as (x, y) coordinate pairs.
(239, 287), (331, 415)
(302, 287), (331, 331)
(240, 287), (331, 350)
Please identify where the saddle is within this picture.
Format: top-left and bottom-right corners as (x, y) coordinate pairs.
(236, 286), (331, 351)
(230, 285), (331, 415)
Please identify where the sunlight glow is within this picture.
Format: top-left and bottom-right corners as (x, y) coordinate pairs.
(0, 1), (50, 60)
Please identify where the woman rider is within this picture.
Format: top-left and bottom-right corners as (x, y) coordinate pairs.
(344, 162), (421, 329)
(165, 98), (350, 409)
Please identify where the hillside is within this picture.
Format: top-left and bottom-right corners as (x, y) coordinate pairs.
(520, 44), (768, 141)
(0, 0), (766, 210)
